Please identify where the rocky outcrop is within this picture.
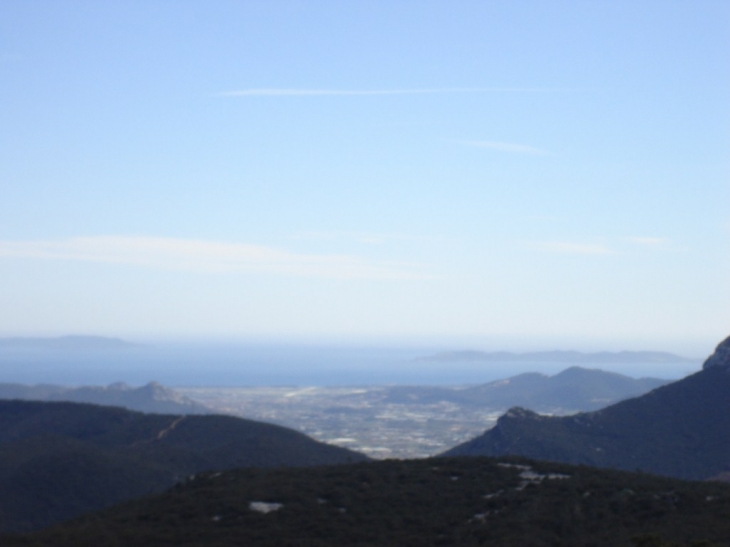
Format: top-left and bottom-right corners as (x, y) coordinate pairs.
(702, 336), (730, 370)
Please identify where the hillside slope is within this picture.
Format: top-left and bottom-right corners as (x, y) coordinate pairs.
(443, 336), (730, 481)
(4, 457), (730, 547)
(0, 400), (367, 532)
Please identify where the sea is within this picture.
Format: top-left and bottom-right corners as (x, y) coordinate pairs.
(0, 342), (701, 388)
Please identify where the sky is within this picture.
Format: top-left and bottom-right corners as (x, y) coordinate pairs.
(1, 1), (728, 355)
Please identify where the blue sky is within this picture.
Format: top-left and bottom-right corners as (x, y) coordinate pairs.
(1, 1), (728, 354)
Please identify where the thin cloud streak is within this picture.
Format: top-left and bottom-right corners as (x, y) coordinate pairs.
(532, 241), (616, 255)
(0, 237), (431, 280)
(461, 140), (548, 155)
(626, 236), (687, 253)
(218, 87), (574, 97)
(292, 231), (447, 245)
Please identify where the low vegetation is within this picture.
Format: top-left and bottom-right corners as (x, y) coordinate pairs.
(3, 456), (729, 546)
(0, 400), (367, 532)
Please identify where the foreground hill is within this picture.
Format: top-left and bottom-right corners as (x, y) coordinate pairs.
(0, 400), (367, 533)
(0, 381), (211, 415)
(4, 457), (729, 547)
(383, 367), (669, 413)
(443, 337), (730, 481)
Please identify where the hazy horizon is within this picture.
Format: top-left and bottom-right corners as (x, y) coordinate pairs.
(0, 333), (706, 388)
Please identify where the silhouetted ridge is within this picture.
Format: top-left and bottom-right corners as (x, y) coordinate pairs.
(443, 335), (730, 481)
(0, 400), (368, 533)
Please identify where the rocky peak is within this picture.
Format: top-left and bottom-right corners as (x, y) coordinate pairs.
(702, 336), (730, 370)
(503, 407), (541, 420)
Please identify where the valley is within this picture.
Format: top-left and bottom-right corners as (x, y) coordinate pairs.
(179, 367), (670, 459)
(180, 385), (505, 458)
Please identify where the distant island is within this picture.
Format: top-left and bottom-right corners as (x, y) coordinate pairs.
(0, 335), (142, 351)
(416, 349), (699, 365)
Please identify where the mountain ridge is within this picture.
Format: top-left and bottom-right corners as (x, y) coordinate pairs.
(382, 366), (669, 413)
(442, 336), (730, 480)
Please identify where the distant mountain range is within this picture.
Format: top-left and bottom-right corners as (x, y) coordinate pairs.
(0, 335), (140, 351)
(382, 367), (670, 414)
(5, 457), (730, 547)
(0, 367), (669, 462)
(0, 400), (368, 532)
(443, 336), (730, 481)
(417, 349), (698, 364)
(0, 381), (211, 415)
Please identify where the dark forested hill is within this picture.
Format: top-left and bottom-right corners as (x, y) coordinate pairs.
(4, 457), (730, 547)
(443, 336), (730, 481)
(0, 400), (368, 533)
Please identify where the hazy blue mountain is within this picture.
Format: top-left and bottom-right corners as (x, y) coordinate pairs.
(383, 367), (670, 413)
(442, 336), (730, 481)
(417, 349), (698, 364)
(0, 381), (211, 415)
(0, 400), (368, 532)
(0, 335), (140, 351)
(5, 457), (730, 547)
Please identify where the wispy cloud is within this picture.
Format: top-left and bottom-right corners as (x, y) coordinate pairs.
(460, 140), (548, 155)
(626, 236), (687, 253)
(531, 241), (616, 255)
(0, 236), (431, 280)
(291, 231), (446, 246)
(218, 87), (572, 97)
